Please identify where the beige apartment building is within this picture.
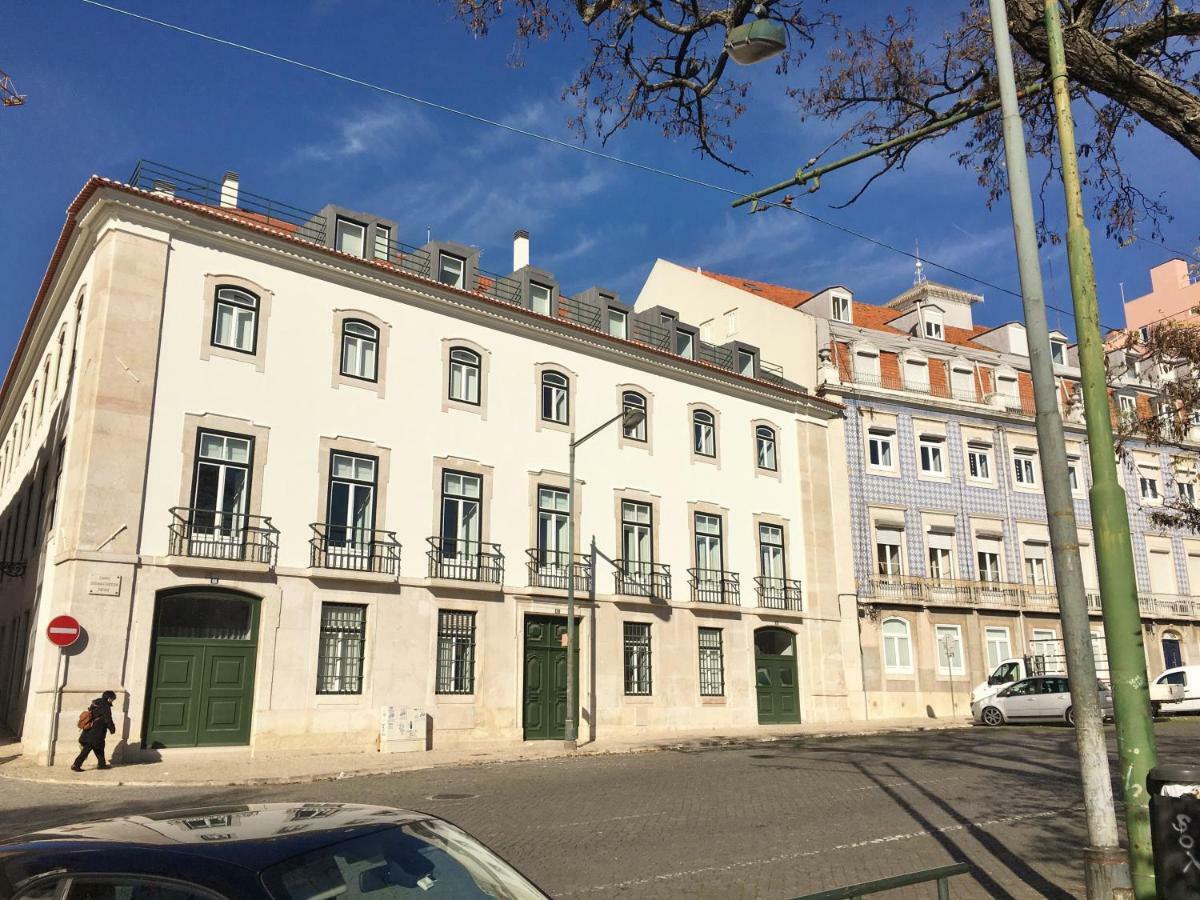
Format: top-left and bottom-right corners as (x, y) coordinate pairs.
(638, 261), (1200, 719)
(0, 164), (866, 766)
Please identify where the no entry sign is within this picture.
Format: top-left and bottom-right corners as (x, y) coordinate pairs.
(46, 615), (81, 648)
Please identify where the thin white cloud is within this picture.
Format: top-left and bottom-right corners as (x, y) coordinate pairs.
(290, 104), (433, 163)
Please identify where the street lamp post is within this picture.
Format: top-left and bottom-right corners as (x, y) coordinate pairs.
(564, 405), (647, 749)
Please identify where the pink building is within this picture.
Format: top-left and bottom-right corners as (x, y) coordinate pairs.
(1124, 259), (1200, 337)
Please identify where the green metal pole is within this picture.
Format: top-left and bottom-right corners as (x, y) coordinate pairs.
(1043, 2), (1158, 895)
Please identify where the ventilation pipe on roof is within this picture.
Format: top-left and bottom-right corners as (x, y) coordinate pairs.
(220, 171), (240, 209)
(513, 229), (530, 271)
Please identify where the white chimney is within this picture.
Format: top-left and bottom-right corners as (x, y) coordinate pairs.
(513, 228), (530, 271)
(220, 171), (240, 209)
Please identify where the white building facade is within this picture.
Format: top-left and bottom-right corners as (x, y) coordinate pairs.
(0, 166), (865, 765)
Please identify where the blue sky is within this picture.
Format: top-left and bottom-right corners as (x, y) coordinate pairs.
(2, 0), (1197, 366)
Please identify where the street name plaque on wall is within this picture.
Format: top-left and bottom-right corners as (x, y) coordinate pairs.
(87, 574), (122, 597)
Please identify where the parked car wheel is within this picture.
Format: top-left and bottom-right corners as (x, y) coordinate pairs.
(1152, 701), (1162, 717)
(981, 706), (1005, 726)
(1066, 706), (1075, 727)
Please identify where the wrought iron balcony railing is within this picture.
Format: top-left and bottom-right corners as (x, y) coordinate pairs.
(613, 560), (671, 600)
(309, 524), (401, 576)
(688, 568), (740, 604)
(755, 576), (804, 611)
(168, 507), (279, 566)
(426, 537), (504, 584)
(525, 549), (593, 592)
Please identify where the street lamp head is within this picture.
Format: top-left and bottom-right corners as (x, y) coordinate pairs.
(621, 407), (647, 431)
(725, 7), (787, 66)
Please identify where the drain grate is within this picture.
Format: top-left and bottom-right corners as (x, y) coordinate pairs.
(427, 793), (477, 801)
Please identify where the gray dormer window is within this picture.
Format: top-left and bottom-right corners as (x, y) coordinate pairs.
(530, 282), (553, 316)
(676, 329), (695, 360)
(335, 217), (366, 257)
(607, 308), (628, 339)
(832, 295), (851, 323)
(439, 252), (465, 288)
(374, 225), (391, 261)
(738, 350), (756, 377)
(1050, 339), (1067, 365)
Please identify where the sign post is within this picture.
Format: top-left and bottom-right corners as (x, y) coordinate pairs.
(45, 615), (81, 766)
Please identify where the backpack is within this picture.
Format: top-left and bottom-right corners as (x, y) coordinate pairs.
(77, 707), (94, 730)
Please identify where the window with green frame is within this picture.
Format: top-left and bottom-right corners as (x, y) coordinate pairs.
(698, 627), (724, 696)
(316, 603), (365, 694)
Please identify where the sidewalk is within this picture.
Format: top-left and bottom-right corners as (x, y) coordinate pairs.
(0, 716), (972, 787)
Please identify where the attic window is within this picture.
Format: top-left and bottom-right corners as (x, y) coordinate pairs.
(922, 312), (944, 340)
(1050, 339), (1067, 365)
(738, 350), (756, 377)
(335, 217), (366, 258)
(832, 295), (851, 323)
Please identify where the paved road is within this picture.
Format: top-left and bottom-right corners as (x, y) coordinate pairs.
(4, 720), (1199, 898)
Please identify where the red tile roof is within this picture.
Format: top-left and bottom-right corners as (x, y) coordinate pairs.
(700, 270), (815, 308)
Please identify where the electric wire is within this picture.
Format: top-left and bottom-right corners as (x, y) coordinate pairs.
(80, 0), (1191, 339)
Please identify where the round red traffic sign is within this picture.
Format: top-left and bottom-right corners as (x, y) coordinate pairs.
(46, 615), (81, 648)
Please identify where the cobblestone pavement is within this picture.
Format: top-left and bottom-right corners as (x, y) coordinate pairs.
(4, 720), (1199, 898)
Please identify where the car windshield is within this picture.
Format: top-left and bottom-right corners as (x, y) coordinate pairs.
(259, 820), (545, 900)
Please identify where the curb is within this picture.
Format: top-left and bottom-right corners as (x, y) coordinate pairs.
(0, 721), (973, 788)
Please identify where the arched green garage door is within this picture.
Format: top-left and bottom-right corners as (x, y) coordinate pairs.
(144, 590), (259, 748)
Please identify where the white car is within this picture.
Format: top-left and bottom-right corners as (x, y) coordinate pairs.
(972, 676), (1113, 726)
(1152, 666), (1200, 715)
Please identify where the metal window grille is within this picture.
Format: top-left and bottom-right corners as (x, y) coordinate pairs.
(316, 603), (365, 695)
(436, 610), (476, 694)
(698, 628), (724, 696)
(623, 622), (652, 695)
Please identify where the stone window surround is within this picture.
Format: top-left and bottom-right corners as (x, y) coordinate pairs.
(526, 469), (585, 556)
(612, 488), (663, 572)
(688, 402), (721, 469)
(696, 621), (728, 705)
(331, 308), (390, 399)
(881, 615), (916, 678)
(312, 594), (378, 707)
(176, 412), (271, 517)
(915, 431), (950, 481)
(870, 506), (908, 574)
(533, 362), (578, 435)
(620, 613), (657, 704)
(615, 383), (654, 454)
(933, 621), (968, 679)
(687, 500), (730, 573)
(861, 410), (900, 478)
(752, 512), (792, 580)
(313, 435), (393, 531)
(750, 418), (782, 481)
(441, 337), (491, 420)
(431, 598), (488, 707)
(200, 274), (273, 372)
(430, 456), (496, 544)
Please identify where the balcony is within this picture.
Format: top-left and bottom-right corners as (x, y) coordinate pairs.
(525, 549), (593, 592)
(688, 568), (740, 605)
(168, 507), (279, 566)
(859, 574), (1035, 610)
(1140, 594), (1200, 620)
(847, 369), (1033, 411)
(613, 560), (671, 600)
(309, 524), (401, 576)
(755, 576), (804, 611)
(426, 537), (504, 584)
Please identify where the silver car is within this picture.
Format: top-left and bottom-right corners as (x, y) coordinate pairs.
(972, 675), (1113, 726)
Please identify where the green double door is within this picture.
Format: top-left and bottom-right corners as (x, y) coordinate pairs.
(145, 592), (259, 748)
(523, 615), (579, 741)
(755, 628), (801, 725)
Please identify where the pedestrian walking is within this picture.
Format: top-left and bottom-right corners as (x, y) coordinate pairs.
(71, 690), (116, 772)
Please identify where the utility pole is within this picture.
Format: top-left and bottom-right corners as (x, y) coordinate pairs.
(1043, 1), (1159, 896)
(985, 4), (1128, 895)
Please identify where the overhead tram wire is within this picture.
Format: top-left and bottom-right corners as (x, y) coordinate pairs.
(83, 0), (1133, 334)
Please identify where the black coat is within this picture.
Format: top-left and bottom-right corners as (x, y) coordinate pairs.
(80, 698), (115, 747)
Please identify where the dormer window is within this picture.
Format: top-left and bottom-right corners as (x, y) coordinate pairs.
(530, 282), (552, 316)
(737, 350), (756, 377)
(832, 295), (851, 323)
(1137, 326), (1150, 344)
(373, 225), (391, 261)
(1050, 339), (1067, 365)
(438, 252), (465, 288)
(335, 217), (366, 258)
(606, 308), (628, 339)
(676, 329), (695, 360)
(924, 319), (943, 340)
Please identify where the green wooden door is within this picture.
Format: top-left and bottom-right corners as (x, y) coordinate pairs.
(755, 628), (800, 725)
(523, 615), (578, 741)
(145, 592), (259, 748)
